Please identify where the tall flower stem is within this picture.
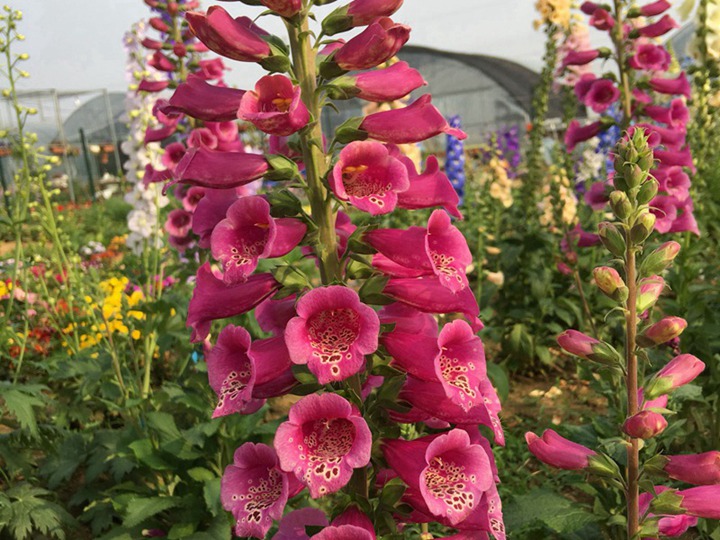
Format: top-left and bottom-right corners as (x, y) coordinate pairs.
(612, 0), (633, 128)
(624, 241), (639, 538)
(285, 17), (341, 285)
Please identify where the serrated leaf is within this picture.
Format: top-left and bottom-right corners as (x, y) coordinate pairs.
(123, 496), (180, 528)
(1, 384), (46, 437)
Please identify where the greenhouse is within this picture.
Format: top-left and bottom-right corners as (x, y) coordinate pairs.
(1, 1), (719, 540)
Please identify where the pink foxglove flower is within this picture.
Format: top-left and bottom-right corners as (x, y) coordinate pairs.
(164, 208), (192, 238)
(331, 506), (377, 539)
(347, 0), (404, 26)
(639, 316), (687, 347)
(273, 508), (329, 540)
(221, 443), (299, 538)
(261, 0), (303, 18)
(182, 186), (206, 212)
(138, 79), (170, 93)
(170, 148), (268, 190)
(653, 486), (720, 520)
(160, 74), (245, 122)
(639, 0), (671, 16)
(648, 73), (692, 99)
(564, 120), (603, 151)
(186, 8), (271, 62)
(207, 325), (295, 417)
(187, 127), (219, 150)
(239, 75), (310, 136)
(332, 17), (410, 71)
(636, 275), (665, 313)
(662, 452), (720, 485)
(285, 286), (380, 383)
(187, 263), (279, 342)
(367, 210), (471, 293)
(211, 196), (306, 284)
(639, 487), (698, 537)
(197, 57), (226, 80)
(275, 393), (372, 498)
(394, 152), (462, 218)
(582, 78), (620, 113)
(331, 61), (426, 102)
(256, 295), (297, 336)
(328, 141), (409, 215)
(636, 14), (678, 38)
(589, 8), (615, 30)
(561, 49), (600, 68)
(192, 187), (248, 247)
(629, 43), (671, 72)
(383, 429), (494, 526)
(525, 429), (596, 470)
(645, 353), (705, 398)
(656, 166), (690, 200)
(311, 526), (374, 540)
(359, 94), (466, 144)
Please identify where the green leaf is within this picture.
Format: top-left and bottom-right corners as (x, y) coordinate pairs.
(128, 439), (172, 470)
(147, 411), (182, 442)
(504, 489), (600, 534)
(0, 383), (46, 438)
(123, 496), (180, 528)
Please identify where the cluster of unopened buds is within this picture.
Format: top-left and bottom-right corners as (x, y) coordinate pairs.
(561, 0), (698, 236)
(153, 0), (507, 538)
(528, 129), (719, 538)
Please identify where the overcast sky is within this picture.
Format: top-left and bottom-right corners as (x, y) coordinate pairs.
(15, 0), (552, 93)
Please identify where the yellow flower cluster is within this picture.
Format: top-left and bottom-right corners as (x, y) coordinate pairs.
(65, 276), (145, 350)
(539, 166), (578, 228)
(480, 157), (520, 208)
(534, 0), (573, 30)
(0, 280), (12, 297)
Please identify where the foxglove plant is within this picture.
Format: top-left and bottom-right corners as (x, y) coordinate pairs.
(528, 127), (718, 539)
(164, 1), (505, 537)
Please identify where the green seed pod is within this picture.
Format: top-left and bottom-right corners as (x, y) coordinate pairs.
(609, 190), (632, 219)
(637, 178), (659, 204)
(598, 222), (626, 257)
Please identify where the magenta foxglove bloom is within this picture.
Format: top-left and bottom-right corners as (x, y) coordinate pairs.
(187, 263), (279, 342)
(640, 0), (672, 16)
(650, 195), (679, 234)
(187, 127), (219, 150)
(332, 61), (426, 102)
(197, 58), (226, 80)
(328, 141), (409, 215)
(648, 73), (692, 99)
(623, 410), (667, 439)
(639, 316), (687, 346)
(663, 452), (720, 485)
(165, 209), (193, 238)
(275, 393), (372, 498)
(192, 187), (248, 247)
(211, 196), (306, 283)
(636, 14), (678, 38)
(148, 51), (175, 72)
(256, 295), (297, 336)
(383, 276), (482, 332)
(359, 95), (467, 144)
(261, 0), (303, 18)
(347, 0), (404, 26)
(311, 526), (374, 540)
(525, 429), (596, 470)
(161, 142), (188, 171)
(182, 186), (206, 212)
(221, 443), (298, 538)
(584, 182), (609, 210)
(331, 506), (376, 539)
(656, 166), (690, 200)
(169, 148), (268, 190)
(138, 79), (170, 93)
(643, 99), (689, 128)
(582, 78), (620, 113)
(561, 49), (600, 68)
(645, 353), (705, 398)
(630, 43), (671, 72)
(207, 325), (295, 417)
(332, 17), (410, 71)
(145, 122), (177, 144)
(655, 146), (695, 172)
(394, 152), (462, 219)
(383, 429), (493, 526)
(671, 486), (720, 519)
(367, 210), (471, 293)
(668, 199), (700, 235)
(589, 8), (614, 30)
(239, 75), (310, 136)
(285, 286), (380, 383)
(160, 75), (246, 122)
(564, 120), (603, 151)
(186, 8), (271, 62)
(636, 275), (665, 313)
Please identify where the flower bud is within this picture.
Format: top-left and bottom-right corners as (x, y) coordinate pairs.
(525, 429), (596, 470)
(636, 275), (664, 313)
(653, 486), (720, 519)
(630, 211), (656, 243)
(587, 452), (622, 479)
(609, 190), (632, 219)
(644, 353), (705, 399)
(657, 452), (720, 486)
(640, 241), (681, 275)
(598, 222), (626, 257)
(638, 316), (687, 347)
(625, 162), (646, 188)
(593, 266), (628, 302)
(623, 410), (667, 439)
(557, 330), (622, 366)
(637, 178), (659, 204)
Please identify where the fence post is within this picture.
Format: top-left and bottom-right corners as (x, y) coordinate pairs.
(79, 128), (96, 201)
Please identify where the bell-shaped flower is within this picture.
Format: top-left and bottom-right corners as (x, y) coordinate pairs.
(629, 43), (671, 72)
(331, 506), (376, 539)
(159, 75), (245, 122)
(272, 508), (329, 540)
(645, 353), (705, 399)
(659, 452), (720, 486)
(138, 79), (170, 93)
(557, 329), (621, 365)
(164, 209), (193, 239)
(186, 8), (271, 62)
(383, 429), (494, 526)
(638, 316), (687, 347)
(285, 286), (379, 383)
(643, 99), (689, 128)
(197, 58), (227, 80)
(148, 51), (175, 72)
(328, 141), (409, 215)
(589, 7), (614, 30)
(367, 210), (471, 293)
(565, 120), (603, 151)
(636, 14), (678, 38)
(639, 486), (698, 537)
(311, 526), (374, 540)
(648, 72), (692, 98)
(359, 95), (466, 144)
(561, 49), (600, 68)
(207, 325), (295, 417)
(525, 429), (596, 470)
(187, 127), (219, 150)
(652, 485), (720, 520)
(637, 275), (665, 313)
(324, 0), (404, 34)
(656, 166), (690, 200)
(576, 77), (620, 113)
(182, 186), (206, 212)
(261, 0), (303, 18)
(239, 75), (310, 136)
(221, 443), (300, 538)
(329, 61), (426, 102)
(256, 295), (297, 336)
(211, 196), (306, 284)
(275, 393), (372, 498)
(639, 0), (672, 16)
(623, 410), (667, 439)
(332, 17), (410, 71)
(169, 148), (269, 191)
(187, 263), (279, 342)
